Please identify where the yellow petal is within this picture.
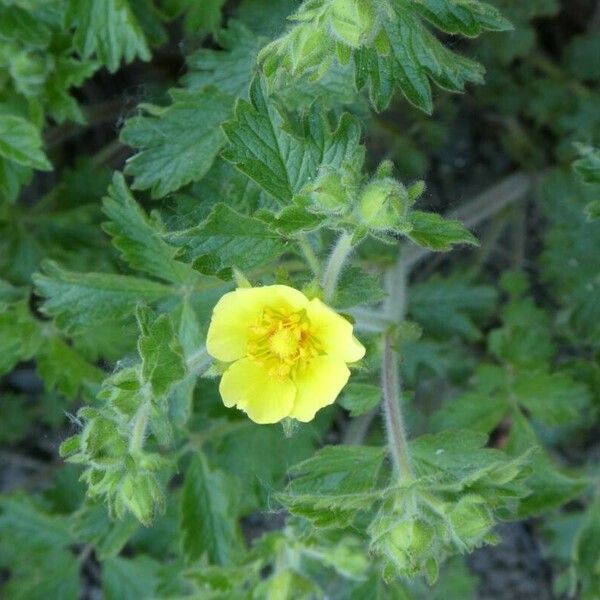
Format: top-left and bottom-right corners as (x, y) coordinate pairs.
(219, 358), (295, 424)
(306, 298), (366, 362)
(290, 356), (350, 422)
(207, 285), (309, 362)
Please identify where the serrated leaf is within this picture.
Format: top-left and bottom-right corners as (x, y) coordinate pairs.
(136, 307), (187, 398)
(408, 211), (479, 250)
(1, 549), (80, 600)
(34, 261), (174, 334)
(432, 390), (508, 434)
(409, 275), (496, 340)
(278, 446), (387, 527)
(184, 21), (264, 97)
(513, 370), (590, 427)
(260, 0), (508, 112)
(168, 203), (286, 274)
(102, 173), (193, 283)
(0, 115), (51, 171)
(70, 502), (139, 559)
(540, 170), (600, 345)
(414, 0), (512, 37)
(0, 299), (43, 376)
(573, 147), (600, 184)
(180, 453), (241, 565)
(222, 75), (363, 203)
(101, 555), (160, 600)
(121, 87), (233, 198)
(0, 496), (72, 549)
(66, 0), (151, 72)
(36, 336), (103, 400)
(334, 266), (387, 309)
(340, 383), (381, 417)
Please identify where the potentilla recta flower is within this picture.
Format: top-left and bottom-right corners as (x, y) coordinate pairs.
(206, 285), (365, 424)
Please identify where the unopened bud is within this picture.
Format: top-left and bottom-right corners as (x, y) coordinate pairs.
(358, 177), (411, 232)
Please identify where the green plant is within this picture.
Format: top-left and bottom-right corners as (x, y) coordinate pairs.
(1, 0), (598, 598)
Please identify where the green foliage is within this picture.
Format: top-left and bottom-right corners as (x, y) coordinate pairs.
(1, 0), (597, 597)
(260, 0), (511, 112)
(65, 0), (153, 72)
(120, 88), (233, 198)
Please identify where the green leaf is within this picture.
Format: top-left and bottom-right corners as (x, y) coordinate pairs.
(408, 211), (479, 251)
(1, 549), (80, 600)
(540, 171), (600, 345)
(136, 307), (187, 398)
(169, 203), (286, 275)
(340, 383), (381, 417)
(0, 496), (72, 549)
(334, 266), (387, 309)
(432, 389), (508, 434)
(0, 115), (51, 171)
(180, 453), (241, 565)
(0, 299), (43, 376)
(184, 21), (263, 97)
(36, 336), (103, 399)
(33, 261), (174, 334)
(512, 370), (590, 427)
(121, 87), (233, 198)
(222, 76), (363, 203)
(573, 147), (600, 185)
(409, 275), (496, 340)
(414, 0), (512, 37)
(259, 0), (509, 112)
(278, 446), (387, 527)
(101, 555), (160, 600)
(172, 0), (227, 34)
(66, 0), (151, 72)
(102, 173), (193, 283)
(70, 501), (139, 559)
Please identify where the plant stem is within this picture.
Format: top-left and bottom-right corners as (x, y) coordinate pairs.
(381, 254), (414, 480)
(382, 331), (414, 480)
(129, 349), (211, 456)
(322, 231), (353, 302)
(298, 236), (321, 277)
(129, 395), (151, 455)
(186, 346), (212, 375)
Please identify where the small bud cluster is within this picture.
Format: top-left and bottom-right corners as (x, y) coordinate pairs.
(260, 0), (387, 82)
(60, 369), (169, 526)
(369, 489), (496, 583)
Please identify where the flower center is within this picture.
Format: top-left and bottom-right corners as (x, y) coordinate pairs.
(247, 308), (320, 378)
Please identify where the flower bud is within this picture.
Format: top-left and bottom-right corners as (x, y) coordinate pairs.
(447, 495), (493, 548)
(117, 471), (164, 526)
(305, 168), (349, 213)
(357, 177), (411, 232)
(328, 0), (378, 48)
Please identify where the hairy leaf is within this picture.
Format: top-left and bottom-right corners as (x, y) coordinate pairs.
(121, 88), (233, 198)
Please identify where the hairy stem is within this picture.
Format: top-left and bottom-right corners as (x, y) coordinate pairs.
(382, 330), (414, 480)
(186, 346), (212, 375)
(129, 395), (151, 455)
(298, 236), (321, 277)
(381, 254), (413, 479)
(322, 231), (353, 302)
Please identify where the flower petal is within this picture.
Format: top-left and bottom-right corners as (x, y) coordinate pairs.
(207, 285), (309, 362)
(306, 298), (366, 362)
(219, 358), (295, 424)
(290, 356), (350, 422)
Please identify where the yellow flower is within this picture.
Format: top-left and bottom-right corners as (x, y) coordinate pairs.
(206, 285), (365, 424)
